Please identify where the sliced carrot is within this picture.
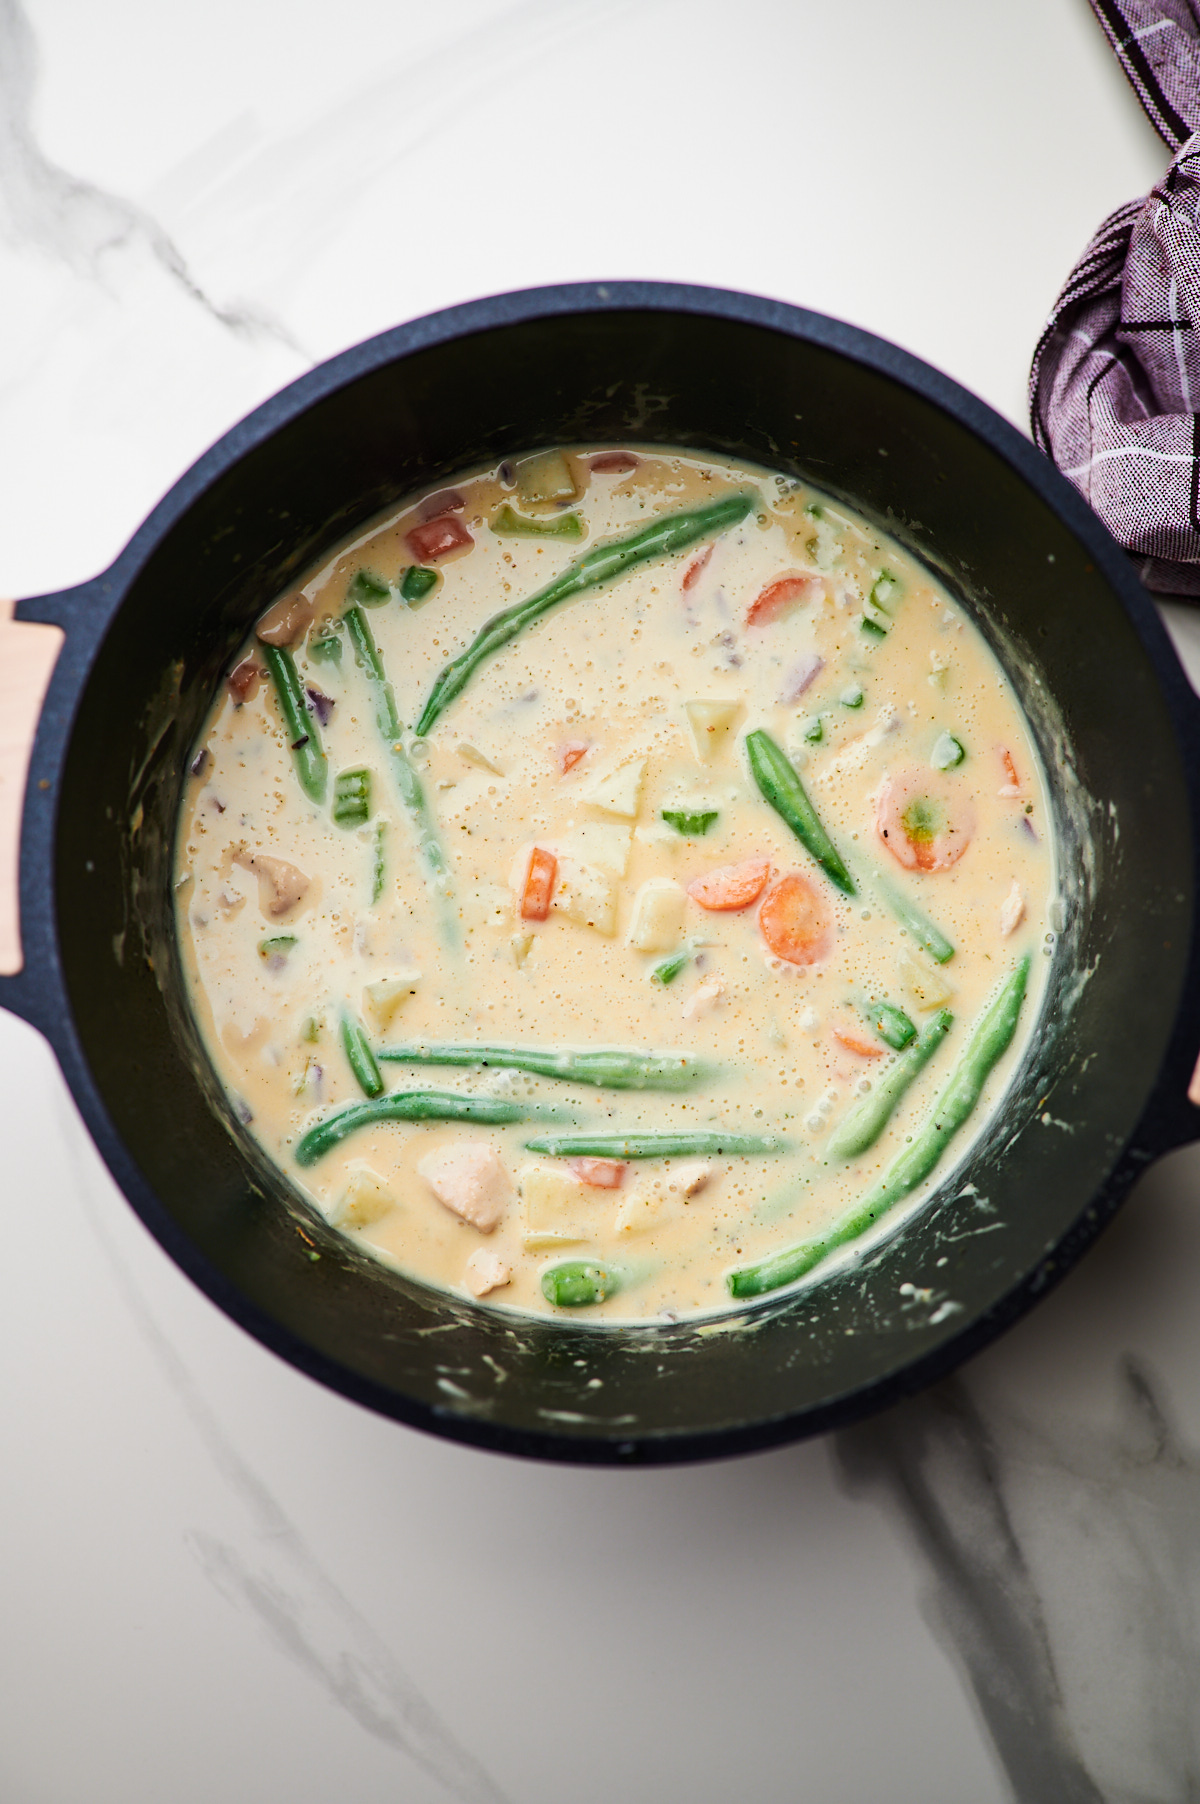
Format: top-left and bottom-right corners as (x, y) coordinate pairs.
(682, 544), (714, 590)
(876, 769), (976, 872)
(520, 847), (557, 921)
(568, 1157), (626, 1188)
(559, 740), (589, 773)
(758, 872), (831, 965)
(746, 572), (821, 626)
(688, 857), (771, 911)
(406, 515), (473, 562)
(590, 451), (639, 473)
(832, 1026), (885, 1059)
(1000, 746), (1020, 788)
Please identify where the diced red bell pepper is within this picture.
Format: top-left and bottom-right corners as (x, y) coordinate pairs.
(406, 515), (473, 562)
(227, 657), (262, 702)
(590, 451), (639, 473)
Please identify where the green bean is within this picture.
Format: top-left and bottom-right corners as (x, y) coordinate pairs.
(400, 565), (439, 605)
(871, 870), (955, 964)
(491, 503), (584, 540)
(295, 1091), (526, 1166)
(332, 766), (372, 827)
(340, 1013), (383, 1099)
(541, 1261), (618, 1308)
(523, 1131), (783, 1158)
(826, 1009), (952, 1160)
(931, 732), (965, 770)
(377, 1043), (708, 1090)
(745, 729), (855, 896)
(344, 604), (401, 733)
(262, 644), (327, 802)
(662, 810), (718, 836)
(416, 491), (756, 735)
(865, 999), (917, 1052)
(344, 605), (451, 897)
(650, 950), (690, 986)
(728, 961), (1029, 1298)
(371, 820), (386, 903)
(347, 568), (391, 607)
(309, 624), (343, 664)
(258, 934), (297, 961)
(861, 569), (896, 639)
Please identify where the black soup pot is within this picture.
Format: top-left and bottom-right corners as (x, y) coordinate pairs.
(4, 282), (1200, 1465)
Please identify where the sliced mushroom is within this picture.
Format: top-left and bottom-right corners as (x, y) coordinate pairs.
(256, 591), (317, 647)
(235, 850), (311, 918)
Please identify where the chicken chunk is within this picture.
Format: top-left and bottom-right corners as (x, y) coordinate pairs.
(463, 1249), (512, 1297)
(999, 881), (1026, 937)
(417, 1143), (511, 1232)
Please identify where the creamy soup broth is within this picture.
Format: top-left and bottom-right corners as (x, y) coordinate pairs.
(175, 448), (1054, 1321)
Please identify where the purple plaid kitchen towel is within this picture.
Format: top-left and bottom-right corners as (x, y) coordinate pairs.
(1030, 0), (1200, 596)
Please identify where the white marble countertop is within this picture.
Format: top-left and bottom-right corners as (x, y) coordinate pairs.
(1, 3), (1195, 1799)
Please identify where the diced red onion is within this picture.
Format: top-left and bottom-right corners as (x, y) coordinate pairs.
(419, 488), (467, 521)
(779, 652), (824, 703)
(305, 685), (334, 726)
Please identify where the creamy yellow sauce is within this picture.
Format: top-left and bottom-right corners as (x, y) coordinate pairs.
(175, 449), (1054, 1322)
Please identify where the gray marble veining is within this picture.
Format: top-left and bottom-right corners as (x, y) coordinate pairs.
(0, 0), (287, 341)
(55, 1086), (511, 1804)
(839, 1383), (1103, 1803)
(842, 1351), (1200, 1803)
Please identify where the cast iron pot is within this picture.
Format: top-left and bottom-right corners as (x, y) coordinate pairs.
(3, 281), (1199, 1466)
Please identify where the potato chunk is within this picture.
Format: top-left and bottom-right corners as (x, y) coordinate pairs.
(518, 1161), (592, 1249)
(553, 857), (618, 936)
(580, 756), (646, 820)
(362, 970), (421, 1032)
(684, 700), (744, 762)
(627, 879), (687, 952)
(516, 449), (579, 506)
(417, 1143), (511, 1232)
(330, 1165), (397, 1229)
(899, 955), (954, 1011)
(561, 820), (633, 876)
(614, 1160), (712, 1235)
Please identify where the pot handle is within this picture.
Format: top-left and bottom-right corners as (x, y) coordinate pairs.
(0, 598), (65, 977)
(1137, 677), (1200, 1156)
